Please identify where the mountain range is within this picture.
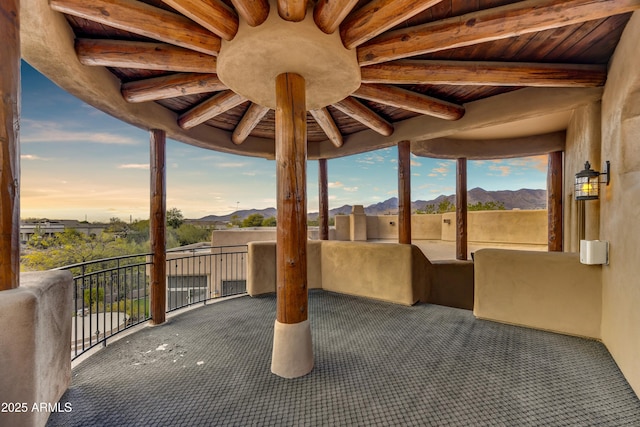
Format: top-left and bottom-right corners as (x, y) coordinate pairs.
(195, 188), (546, 222)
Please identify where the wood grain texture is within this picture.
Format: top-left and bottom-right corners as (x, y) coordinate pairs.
(314, 0), (359, 34)
(50, 0), (221, 55)
(361, 60), (608, 87)
(310, 108), (343, 148)
(121, 73), (226, 102)
(76, 39), (217, 73)
(341, 0), (445, 49)
(278, 0), (307, 22)
(548, 151), (563, 252)
(397, 140), (412, 245)
(332, 97), (394, 136)
(231, 0), (269, 27)
(358, 0), (640, 65)
(0, 0), (20, 290)
(232, 102), (270, 144)
(456, 157), (467, 261)
(150, 129), (166, 325)
(353, 84), (465, 120)
(275, 73), (308, 324)
(318, 158), (329, 241)
(162, 0), (238, 41)
(178, 90), (246, 129)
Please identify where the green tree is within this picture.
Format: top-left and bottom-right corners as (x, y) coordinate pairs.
(468, 201), (506, 211)
(261, 216), (277, 227)
(174, 224), (211, 246)
(84, 287), (104, 308)
(167, 207), (184, 229)
(242, 213), (265, 227)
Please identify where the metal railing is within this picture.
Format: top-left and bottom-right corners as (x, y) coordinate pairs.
(59, 245), (247, 360)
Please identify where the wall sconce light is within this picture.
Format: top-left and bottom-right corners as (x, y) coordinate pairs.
(575, 161), (610, 201)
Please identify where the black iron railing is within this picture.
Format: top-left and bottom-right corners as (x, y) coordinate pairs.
(58, 245), (247, 360)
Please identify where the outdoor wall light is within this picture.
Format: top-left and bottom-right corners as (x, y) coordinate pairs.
(575, 161), (610, 201)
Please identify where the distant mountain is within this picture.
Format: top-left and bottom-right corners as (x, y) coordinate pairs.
(195, 188), (546, 222)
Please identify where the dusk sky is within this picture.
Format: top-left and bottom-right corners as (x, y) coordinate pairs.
(20, 62), (548, 222)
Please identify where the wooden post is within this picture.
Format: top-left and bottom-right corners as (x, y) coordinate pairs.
(150, 129), (166, 325)
(272, 73), (313, 378)
(456, 158), (468, 260)
(548, 151), (563, 251)
(318, 158), (329, 240)
(0, 0), (20, 291)
(398, 140), (412, 244)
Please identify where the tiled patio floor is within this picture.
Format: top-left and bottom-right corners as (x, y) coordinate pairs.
(47, 291), (640, 426)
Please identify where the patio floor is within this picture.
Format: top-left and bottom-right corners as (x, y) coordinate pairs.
(47, 291), (640, 426)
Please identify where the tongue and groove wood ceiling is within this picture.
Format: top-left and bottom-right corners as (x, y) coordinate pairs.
(49, 0), (637, 148)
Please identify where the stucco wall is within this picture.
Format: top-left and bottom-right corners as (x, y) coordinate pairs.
(0, 271), (73, 427)
(474, 249), (602, 339)
(441, 210), (547, 244)
(598, 11), (640, 397)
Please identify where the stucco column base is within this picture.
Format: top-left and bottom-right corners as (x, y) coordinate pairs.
(271, 319), (313, 378)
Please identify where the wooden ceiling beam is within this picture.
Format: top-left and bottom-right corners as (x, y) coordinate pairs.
(310, 108), (343, 148)
(314, 0), (359, 35)
(341, 0), (445, 49)
(178, 90), (247, 129)
(278, 0), (307, 22)
(121, 73), (226, 103)
(232, 103), (270, 144)
(50, 0), (220, 56)
(162, 0), (238, 41)
(361, 60), (608, 87)
(332, 97), (394, 137)
(76, 39), (217, 73)
(353, 84), (465, 120)
(230, 0), (270, 27)
(358, 0), (640, 66)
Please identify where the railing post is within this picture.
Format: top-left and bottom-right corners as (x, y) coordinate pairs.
(150, 129), (166, 325)
(0, 0), (20, 291)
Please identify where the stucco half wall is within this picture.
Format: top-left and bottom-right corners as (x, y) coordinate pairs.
(474, 249), (602, 339)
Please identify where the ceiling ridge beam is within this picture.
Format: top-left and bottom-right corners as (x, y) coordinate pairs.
(232, 103), (270, 144)
(332, 97), (394, 136)
(353, 84), (465, 121)
(162, 0), (238, 41)
(178, 90), (247, 129)
(361, 60), (608, 87)
(358, 0), (640, 66)
(310, 108), (343, 148)
(50, 0), (220, 56)
(121, 73), (226, 103)
(75, 39), (217, 73)
(341, 0), (446, 49)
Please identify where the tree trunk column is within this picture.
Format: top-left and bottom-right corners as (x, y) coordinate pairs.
(398, 141), (412, 244)
(548, 151), (563, 252)
(271, 73), (313, 378)
(150, 129), (166, 325)
(318, 158), (329, 240)
(0, 0), (20, 291)
(456, 158), (468, 260)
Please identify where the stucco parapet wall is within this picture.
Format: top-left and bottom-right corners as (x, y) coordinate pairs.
(247, 241), (423, 306)
(474, 249), (602, 340)
(0, 271), (73, 427)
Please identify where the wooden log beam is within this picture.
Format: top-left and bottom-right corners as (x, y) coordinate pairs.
(398, 140), (412, 245)
(278, 0), (307, 22)
(314, 0), (359, 35)
(231, 0), (270, 27)
(341, 0), (445, 49)
(358, 0), (640, 66)
(0, 0), (20, 291)
(150, 129), (166, 325)
(361, 60), (608, 87)
(353, 84), (465, 120)
(275, 73), (308, 325)
(76, 39), (217, 73)
(162, 0), (238, 41)
(178, 90), (246, 129)
(548, 151), (563, 252)
(318, 159), (329, 241)
(332, 97), (394, 136)
(121, 73), (226, 103)
(310, 108), (343, 148)
(456, 158), (467, 261)
(232, 102), (270, 144)
(50, 0), (220, 55)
